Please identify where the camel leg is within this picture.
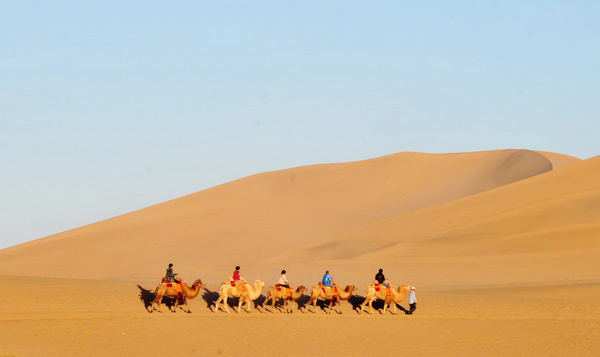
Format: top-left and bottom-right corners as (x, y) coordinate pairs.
(182, 297), (191, 313)
(306, 296), (314, 313)
(246, 297), (252, 313)
(237, 297), (243, 313)
(152, 293), (162, 313)
(309, 297), (318, 313)
(270, 296), (276, 311)
(213, 295), (222, 313)
(150, 292), (162, 312)
(360, 297), (369, 314)
(223, 296), (230, 313)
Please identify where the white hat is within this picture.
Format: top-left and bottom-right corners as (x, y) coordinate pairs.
(410, 286), (416, 290)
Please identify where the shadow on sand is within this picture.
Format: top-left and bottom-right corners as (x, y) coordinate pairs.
(261, 294), (309, 313)
(348, 294), (409, 315)
(202, 288), (267, 313)
(137, 285), (176, 313)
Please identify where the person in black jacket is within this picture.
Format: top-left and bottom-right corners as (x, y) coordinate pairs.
(374, 268), (390, 288)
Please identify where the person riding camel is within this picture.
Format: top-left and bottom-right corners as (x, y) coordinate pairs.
(374, 268), (392, 297)
(375, 268), (390, 288)
(322, 270), (335, 287)
(232, 266), (246, 282)
(165, 263), (178, 283)
(165, 263), (183, 302)
(231, 266), (248, 292)
(277, 269), (290, 288)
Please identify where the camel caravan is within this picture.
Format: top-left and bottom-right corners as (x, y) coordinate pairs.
(150, 265), (417, 315)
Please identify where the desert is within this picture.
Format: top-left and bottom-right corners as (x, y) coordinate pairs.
(1, 149), (599, 356)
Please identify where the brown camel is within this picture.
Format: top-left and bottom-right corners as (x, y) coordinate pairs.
(152, 279), (203, 313)
(263, 285), (306, 313)
(360, 284), (410, 315)
(213, 279), (265, 313)
(306, 284), (356, 314)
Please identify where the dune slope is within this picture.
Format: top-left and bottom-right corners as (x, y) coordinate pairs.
(277, 155), (600, 285)
(0, 149), (559, 280)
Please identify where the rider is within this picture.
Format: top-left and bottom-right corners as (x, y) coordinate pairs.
(232, 266), (247, 284)
(165, 263), (183, 301)
(277, 269), (290, 288)
(375, 268), (390, 288)
(322, 270), (335, 287)
(165, 263), (179, 283)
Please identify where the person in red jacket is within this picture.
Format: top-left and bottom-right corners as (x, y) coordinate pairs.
(232, 266), (247, 284)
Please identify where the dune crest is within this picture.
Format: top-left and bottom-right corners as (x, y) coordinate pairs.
(0, 149), (586, 282)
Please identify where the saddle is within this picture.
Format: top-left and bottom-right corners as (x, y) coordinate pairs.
(374, 283), (392, 296)
(161, 277), (183, 293)
(319, 283), (339, 297)
(229, 281), (247, 292)
(275, 285), (292, 297)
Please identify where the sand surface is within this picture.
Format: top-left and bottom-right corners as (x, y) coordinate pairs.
(1, 276), (598, 356)
(1, 149), (599, 355)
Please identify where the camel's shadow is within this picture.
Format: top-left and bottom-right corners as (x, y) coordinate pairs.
(299, 294), (357, 314)
(347, 295), (409, 315)
(137, 285), (178, 312)
(202, 288), (267, 313)
(261, 294), (309, 313)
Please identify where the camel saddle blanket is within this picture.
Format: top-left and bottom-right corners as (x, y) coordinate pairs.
(374, 284), (391, 296)
(166, 283), (182, 293)
(321, 286), (339, 296)
(276, 285), (292, 297)
(229, 281), (247, 292)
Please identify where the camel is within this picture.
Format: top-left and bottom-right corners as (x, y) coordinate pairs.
(306, 284), (356, 314)
(213, 279), (265, 313)
(359, 284), (410, 315)
(263, 285), (306, 313)
(152, 279), (203, 313)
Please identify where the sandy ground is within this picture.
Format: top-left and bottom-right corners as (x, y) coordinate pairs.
(1, 276), (598, 356)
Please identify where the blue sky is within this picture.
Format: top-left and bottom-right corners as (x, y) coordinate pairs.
(1, 1), (599, 248)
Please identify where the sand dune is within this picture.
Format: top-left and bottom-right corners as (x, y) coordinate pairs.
(0, 149), (564, 281)
(289, 155), (600, 259)
(2, 149), (598, 356)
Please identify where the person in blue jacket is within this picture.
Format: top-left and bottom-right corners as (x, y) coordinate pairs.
(322, 270), (335, 287)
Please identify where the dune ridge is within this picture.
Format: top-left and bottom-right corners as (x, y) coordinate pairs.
(0, 149), (592, 286)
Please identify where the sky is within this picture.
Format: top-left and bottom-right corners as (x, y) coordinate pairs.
(1, 0), (599, 249)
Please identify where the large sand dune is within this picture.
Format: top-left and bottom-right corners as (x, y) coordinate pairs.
(2, 149), (599, 357)
(0, 149), (575, 282)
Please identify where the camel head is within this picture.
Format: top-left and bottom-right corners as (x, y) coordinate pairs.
(296, 285), (306, 294)
(254, 280), (265, 289)
(345, 284), (356, 293)
(192, 279), (203, 287)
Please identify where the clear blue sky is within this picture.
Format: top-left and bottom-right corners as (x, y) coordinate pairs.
(1, 1), (598, 249)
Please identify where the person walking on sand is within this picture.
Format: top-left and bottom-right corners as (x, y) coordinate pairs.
(406, 286), (417, 315)
(322, 270), (335, 287)
(277, 269), (290, 288)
